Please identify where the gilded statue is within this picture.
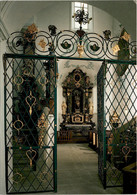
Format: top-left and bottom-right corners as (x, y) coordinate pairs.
(62, 101), (67, 115)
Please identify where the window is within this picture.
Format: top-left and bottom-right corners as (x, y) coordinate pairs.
(71, 2), (93, 31)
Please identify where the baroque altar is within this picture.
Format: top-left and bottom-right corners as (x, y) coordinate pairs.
(60, 68), (95, 137)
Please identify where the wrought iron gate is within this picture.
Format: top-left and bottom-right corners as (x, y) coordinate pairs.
(97, 61), (106, 188)
(4, 54), (57, 194)
(98, 61), (136, 188)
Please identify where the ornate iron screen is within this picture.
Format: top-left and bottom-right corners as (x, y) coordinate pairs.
(98, 61), (136, 188)
(4, 21), (137, 193)
(4, 54), (57, 194)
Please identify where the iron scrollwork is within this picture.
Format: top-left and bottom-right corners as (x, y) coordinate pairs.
(7, 5), (136, 59)
(7, 25), (137, 59)
(7, 26), (136, 59)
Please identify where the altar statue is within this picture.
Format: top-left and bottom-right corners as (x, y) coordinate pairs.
(89, 100), (94, 115)
(62, 101), (67, 115)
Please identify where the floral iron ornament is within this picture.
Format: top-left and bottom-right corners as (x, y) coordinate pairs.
(61, 41), (71, 49)
(103, 30), (111, 40)
(72, 4), (92, 28)
(48, 25), (57, 36)
(90, 44), (100, 52)
(24, 23), (38, 42)
(77, 44), (84, 58)
(38, 39), (47, 51)
(15, 23), (38, 49)
(112, 44), (120, 55)
(121, 31), (130, 42)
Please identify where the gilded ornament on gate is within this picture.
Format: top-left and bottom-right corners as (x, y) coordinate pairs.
(38, 75), (49, 86)
(26, 149), (37, 167)
(110, 111), (120, 128)
(77, 45), (84, 58)
(24, 23), (38, 42)
(23, 64), (33, 77)
(122, 145), (131, 162)
(25, 91), (36, 115)
(10, 171), (24, 184)
(27, 23), (38, 34)
(13, 116), (24, 135)
(38, 172), (50, 183)
(121, 31), (130, 42)
(38, 39), (47, 51)
(13, 71), (24, 90)
(112, 44), (120, 55)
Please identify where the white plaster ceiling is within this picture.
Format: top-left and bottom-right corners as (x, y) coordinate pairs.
(0, 0), (136, 39)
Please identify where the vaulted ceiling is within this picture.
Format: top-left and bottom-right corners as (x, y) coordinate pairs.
(0, 0), (136, 39)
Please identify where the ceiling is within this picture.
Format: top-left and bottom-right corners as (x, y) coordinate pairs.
(0, 0), (136, 40)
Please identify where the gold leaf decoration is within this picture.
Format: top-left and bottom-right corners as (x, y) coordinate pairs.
(27, 23), (38, 34)
(26, 149), (37, 167)
(112, 44), (120, 55)
(38, 39), (47, 51)
(77, 45), (84, 58)
(121, 31), (130, 42)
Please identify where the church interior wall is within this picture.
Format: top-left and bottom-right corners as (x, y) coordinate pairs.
(0, 40), (6, 194)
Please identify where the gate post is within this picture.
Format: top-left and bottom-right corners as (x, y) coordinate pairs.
(54, 56), (57, 192)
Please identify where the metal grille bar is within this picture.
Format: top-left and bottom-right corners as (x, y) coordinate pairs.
(98, 61), (136, 188)
(4, 54), (57, 194)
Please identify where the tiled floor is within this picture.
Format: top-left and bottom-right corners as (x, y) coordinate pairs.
(57, 143), (123, 194)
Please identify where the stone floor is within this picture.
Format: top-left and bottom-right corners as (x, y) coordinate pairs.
(57, 143), (123, 194)
(10, 143), (123, 195)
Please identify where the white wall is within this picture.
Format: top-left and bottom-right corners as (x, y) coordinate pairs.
(36, 2), (71, 32)
(0, 40), (6, 195)
(93, 6), (113, 35)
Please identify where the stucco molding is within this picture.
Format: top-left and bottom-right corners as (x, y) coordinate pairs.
(0, 1), (14, 19)
(0, 19), (9, 41)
